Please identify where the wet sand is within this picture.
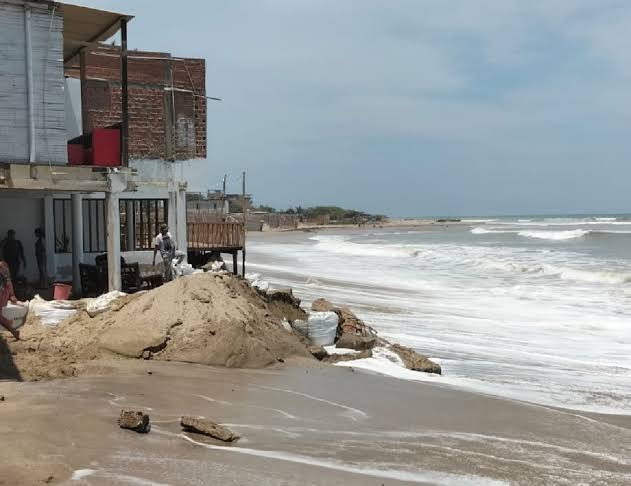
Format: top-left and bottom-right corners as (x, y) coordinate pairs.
(1, 360), (630, 485)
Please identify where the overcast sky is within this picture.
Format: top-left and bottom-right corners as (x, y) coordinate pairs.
(80, 0), (631, 217)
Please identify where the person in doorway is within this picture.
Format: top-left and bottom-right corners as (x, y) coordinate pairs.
(34, 228), (47, 288)
(0, 261), (20, 340)
(153, 224), (176, 282)
(2, 230), (26, 280)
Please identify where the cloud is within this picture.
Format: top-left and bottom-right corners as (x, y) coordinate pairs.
(76, 0), (631, 215)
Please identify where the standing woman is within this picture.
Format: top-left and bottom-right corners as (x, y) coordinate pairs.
(0, 261), (20, 340)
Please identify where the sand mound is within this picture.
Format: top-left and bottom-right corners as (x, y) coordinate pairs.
(6, 273), (312, 380)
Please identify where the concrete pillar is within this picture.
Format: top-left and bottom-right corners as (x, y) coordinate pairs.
(71, 193), (83, 294)
(43, 196), (56, 280)
(105, 192), (121, 291)
(167, 191), (177, 243)
(176, 188), (188, 254)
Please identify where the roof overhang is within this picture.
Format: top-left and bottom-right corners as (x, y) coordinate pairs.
(58, 2), (133, 63)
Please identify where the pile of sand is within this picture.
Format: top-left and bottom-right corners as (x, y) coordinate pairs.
(6, 273), (312, 380)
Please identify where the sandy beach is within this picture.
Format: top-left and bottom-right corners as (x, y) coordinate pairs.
(2, 359), (631, 486)
(3, 221), (631, 485)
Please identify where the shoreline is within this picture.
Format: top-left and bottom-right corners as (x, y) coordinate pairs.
(263, 218), (474, 233)
(2, 224), (631, 484)
(2, 359), (631, 485)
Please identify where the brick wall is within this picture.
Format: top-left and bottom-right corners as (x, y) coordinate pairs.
(65, 45), (206, 160)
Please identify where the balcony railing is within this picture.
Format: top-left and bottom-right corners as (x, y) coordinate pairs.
(187, 221), (245, 251)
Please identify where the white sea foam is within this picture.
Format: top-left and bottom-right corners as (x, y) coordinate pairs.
(518, 229), (590, 240)
(177, 433), (506, 485)
(310, 235), (421, 258)
(248, 222), (631, 415)
(71, 469), (96, 480)
(472, 227), (631, 238)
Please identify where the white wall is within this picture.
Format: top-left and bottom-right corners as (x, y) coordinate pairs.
(0, 197), (43, 280)
(130, 159), (209, 193)
(65, 77), (82, 140)
(0, 2), (66, 164)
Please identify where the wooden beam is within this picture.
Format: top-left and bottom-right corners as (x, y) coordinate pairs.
(64, 16), (127, 63)
(120, 18), (129, 167)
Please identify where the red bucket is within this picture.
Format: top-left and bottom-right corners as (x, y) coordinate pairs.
(53, 283), (72, 300)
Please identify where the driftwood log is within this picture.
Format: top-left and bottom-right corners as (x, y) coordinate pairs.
(181, 416), (240, 442)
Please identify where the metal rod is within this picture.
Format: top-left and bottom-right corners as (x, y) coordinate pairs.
(120, 18), (129, 167)
(242, 171), (246, 277)
(79, 51), (89, 139)
(24, 6), (35, 163)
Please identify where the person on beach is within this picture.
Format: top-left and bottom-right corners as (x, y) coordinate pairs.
(1, 230), (26, 280)
(0, 261), (20, 340)
(153, 225), (176, 282)
(34, 228), (47, 288)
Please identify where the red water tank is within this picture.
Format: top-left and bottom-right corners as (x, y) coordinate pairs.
(90, 128), (121, 166)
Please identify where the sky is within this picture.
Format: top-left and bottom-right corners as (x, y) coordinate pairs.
(79, 0), (631, 217)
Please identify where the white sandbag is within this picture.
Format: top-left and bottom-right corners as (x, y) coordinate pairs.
(291, 312), (339, 346)
(28, 296), (78, 327)
(2, 302), (29, 330)
(210, 261), (227, 272)
(291, 319), (308, 337)
(280, 318), (292, 332)
(245, 273), (261, 284)
(86, 291), (127, 318)
(254, 281), (270, 292)
(307, 311), (339, 346)
(181, 263), (195, 276)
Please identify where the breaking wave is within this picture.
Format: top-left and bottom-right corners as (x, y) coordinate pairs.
(310, 235), (421, 258)
(483, 260), (631, 284)
(471, 227), (631, 240)
(518, 229), (589, 240)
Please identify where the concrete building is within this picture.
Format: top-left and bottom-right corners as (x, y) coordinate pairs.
(0, 0), (208, 292)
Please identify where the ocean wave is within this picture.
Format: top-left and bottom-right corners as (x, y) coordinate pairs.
(518, 229), (589, 240)
(472, 227), (631, 238)
(492, 221), (631, 227)
(310, 235), (421, 258)
(483, 260), (631, 284)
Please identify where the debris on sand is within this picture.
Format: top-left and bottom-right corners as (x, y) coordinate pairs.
(312, 298), (441, 374)
(118, 410), (151, 433)
(181, 416), (240, 442)
(307, 345), (329, 361)
(335, 333), (376, 351)
(390, 344), (441, 375)
(9, 273), (313, 380)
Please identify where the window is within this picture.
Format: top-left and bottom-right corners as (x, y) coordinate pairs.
(120, 199), (168, 251)
(54, 198), (107, 254)
(53, 199), (72, 253)
(83, 199), (106, 253)
(54, 198), (169, 253)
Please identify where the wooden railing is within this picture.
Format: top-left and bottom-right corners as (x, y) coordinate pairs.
(187, 221), (245, 250)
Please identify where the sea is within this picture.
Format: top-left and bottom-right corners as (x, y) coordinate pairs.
(246, 214), (631, 416)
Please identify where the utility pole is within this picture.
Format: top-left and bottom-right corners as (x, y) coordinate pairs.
(242, 171), (246, 277)
(221, 174), (226, 220)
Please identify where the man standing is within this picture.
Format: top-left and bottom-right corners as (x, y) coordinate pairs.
(34, 228), (47, 288)
(153, 224), (176, 282)
(2, 230), (26, 281)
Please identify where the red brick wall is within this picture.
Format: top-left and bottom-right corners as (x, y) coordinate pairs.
(65, 45), (206, 160)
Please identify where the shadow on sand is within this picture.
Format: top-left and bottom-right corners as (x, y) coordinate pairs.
(0, 335), (22, 381)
